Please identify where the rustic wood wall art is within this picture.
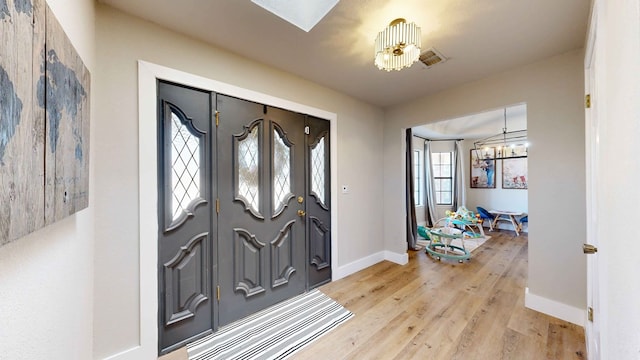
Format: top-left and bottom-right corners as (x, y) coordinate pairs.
(0, 0), (90, 245)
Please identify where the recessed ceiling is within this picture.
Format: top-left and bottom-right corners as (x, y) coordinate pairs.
(98, 0), (590, 108)
(413, 104), (527, 140)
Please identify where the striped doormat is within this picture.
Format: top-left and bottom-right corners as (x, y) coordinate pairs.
(186, 289), (354, 360)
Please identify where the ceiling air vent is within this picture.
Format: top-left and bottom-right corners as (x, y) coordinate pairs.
(419, 48), (448, 69)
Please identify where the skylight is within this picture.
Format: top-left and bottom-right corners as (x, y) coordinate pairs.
(251, 0), (339, 32)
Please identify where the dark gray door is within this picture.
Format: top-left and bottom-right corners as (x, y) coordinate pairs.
(156, 86), (332, 349)
(217, 96), (307, 325)
(305, 116), (332, 288)
(157, 82), (216, 354)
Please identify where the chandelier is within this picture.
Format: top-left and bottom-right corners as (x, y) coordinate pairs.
(374, 18), (421, 71)
(473, 108), (528, 160)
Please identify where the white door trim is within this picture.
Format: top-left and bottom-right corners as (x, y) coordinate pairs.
(130, 60), (339, 359)
(584, 1), (602, 358)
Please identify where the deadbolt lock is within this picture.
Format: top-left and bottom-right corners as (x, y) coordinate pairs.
(583, 244), (598, 254)
(297, 196), (304, 204)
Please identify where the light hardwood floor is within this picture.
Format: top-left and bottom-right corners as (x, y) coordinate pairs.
(161, 230), (586, 360)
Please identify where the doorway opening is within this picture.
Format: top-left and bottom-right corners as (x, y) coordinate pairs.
(410, 104), (528, 232)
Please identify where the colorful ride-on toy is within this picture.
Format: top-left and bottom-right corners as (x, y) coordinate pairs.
(424, 226), (470, 263)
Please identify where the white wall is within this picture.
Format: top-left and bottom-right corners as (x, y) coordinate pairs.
(592, 0), (640, 358)
(94, 5), (386, 359)
(0, 0), (95, 359)
(383, 49), (586, 324)
(462, 139), (528, 231)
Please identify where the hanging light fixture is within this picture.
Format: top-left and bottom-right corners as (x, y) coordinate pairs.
(374, 18), (421, 71)
(473, 108), (528, 160)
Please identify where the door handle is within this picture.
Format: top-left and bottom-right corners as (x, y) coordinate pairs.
(583, 244), (598, 254)
(297, 210), (306, 217)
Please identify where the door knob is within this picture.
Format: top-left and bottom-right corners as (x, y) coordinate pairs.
(297, 210), (306, 217)
(583, 244), (598, 254)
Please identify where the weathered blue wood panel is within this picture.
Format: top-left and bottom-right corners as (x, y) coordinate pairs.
(0, 0), (45, 245)
(43, 4), (90, 226)
(0, 0), (90, 245)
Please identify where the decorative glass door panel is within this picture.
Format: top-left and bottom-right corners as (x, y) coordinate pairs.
(305, 117), (332, 288)
(169, 108), (205, 226)
(272, 123), (294, 218)
(157, 82), (215, 355)
(310, 135), (327, 210)
(234, 120), (262, 219)
(217, 96), (306, 326)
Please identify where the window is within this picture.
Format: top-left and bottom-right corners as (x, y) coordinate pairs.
(431, 152), (452, 205)
(413, 149), (422, 206)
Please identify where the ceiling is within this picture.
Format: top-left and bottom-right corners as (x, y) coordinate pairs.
(412, 104), (527, 140)
(98, 0), (590, 108)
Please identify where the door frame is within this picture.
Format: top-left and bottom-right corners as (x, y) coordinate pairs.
(584, 2), (602, 358)
(136, 61), (338, 357)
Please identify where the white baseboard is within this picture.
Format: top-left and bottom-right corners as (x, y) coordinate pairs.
(102, 346), (138, 360)
(525, 287), (585, 327)
(333, 251), (386, 281)
(384, 250), (408, 265)
(333, 250), (408, 281)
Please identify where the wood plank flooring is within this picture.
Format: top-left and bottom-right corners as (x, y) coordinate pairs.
(160, 230), (586, 360)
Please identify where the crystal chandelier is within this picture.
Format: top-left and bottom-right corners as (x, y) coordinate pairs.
(374, 18), (421, 71)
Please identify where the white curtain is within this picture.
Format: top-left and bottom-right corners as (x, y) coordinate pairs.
(423, 141), (437, 227)
(452, 140), (466, 209)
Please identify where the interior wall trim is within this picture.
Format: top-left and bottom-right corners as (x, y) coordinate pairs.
(525, 287), (585, 327)
(333, 250), (408, 281)
(333, 252), (385, 281)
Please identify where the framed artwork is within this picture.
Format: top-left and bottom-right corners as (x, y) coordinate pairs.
(470, 148), (496, 188)
(503, 157), (528, 189)
(0, 1), (90, 246)
(502, 144), (528, 189)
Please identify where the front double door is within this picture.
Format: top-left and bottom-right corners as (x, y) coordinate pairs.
(157, 82), (331, 354)
(216, 95), (307, 324)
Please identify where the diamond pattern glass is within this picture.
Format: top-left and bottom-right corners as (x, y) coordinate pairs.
(311, 137), (325, 205)
(171, 112), (201, 220)
(238, 126), (260, 213)
(273, 129), (291, 212)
